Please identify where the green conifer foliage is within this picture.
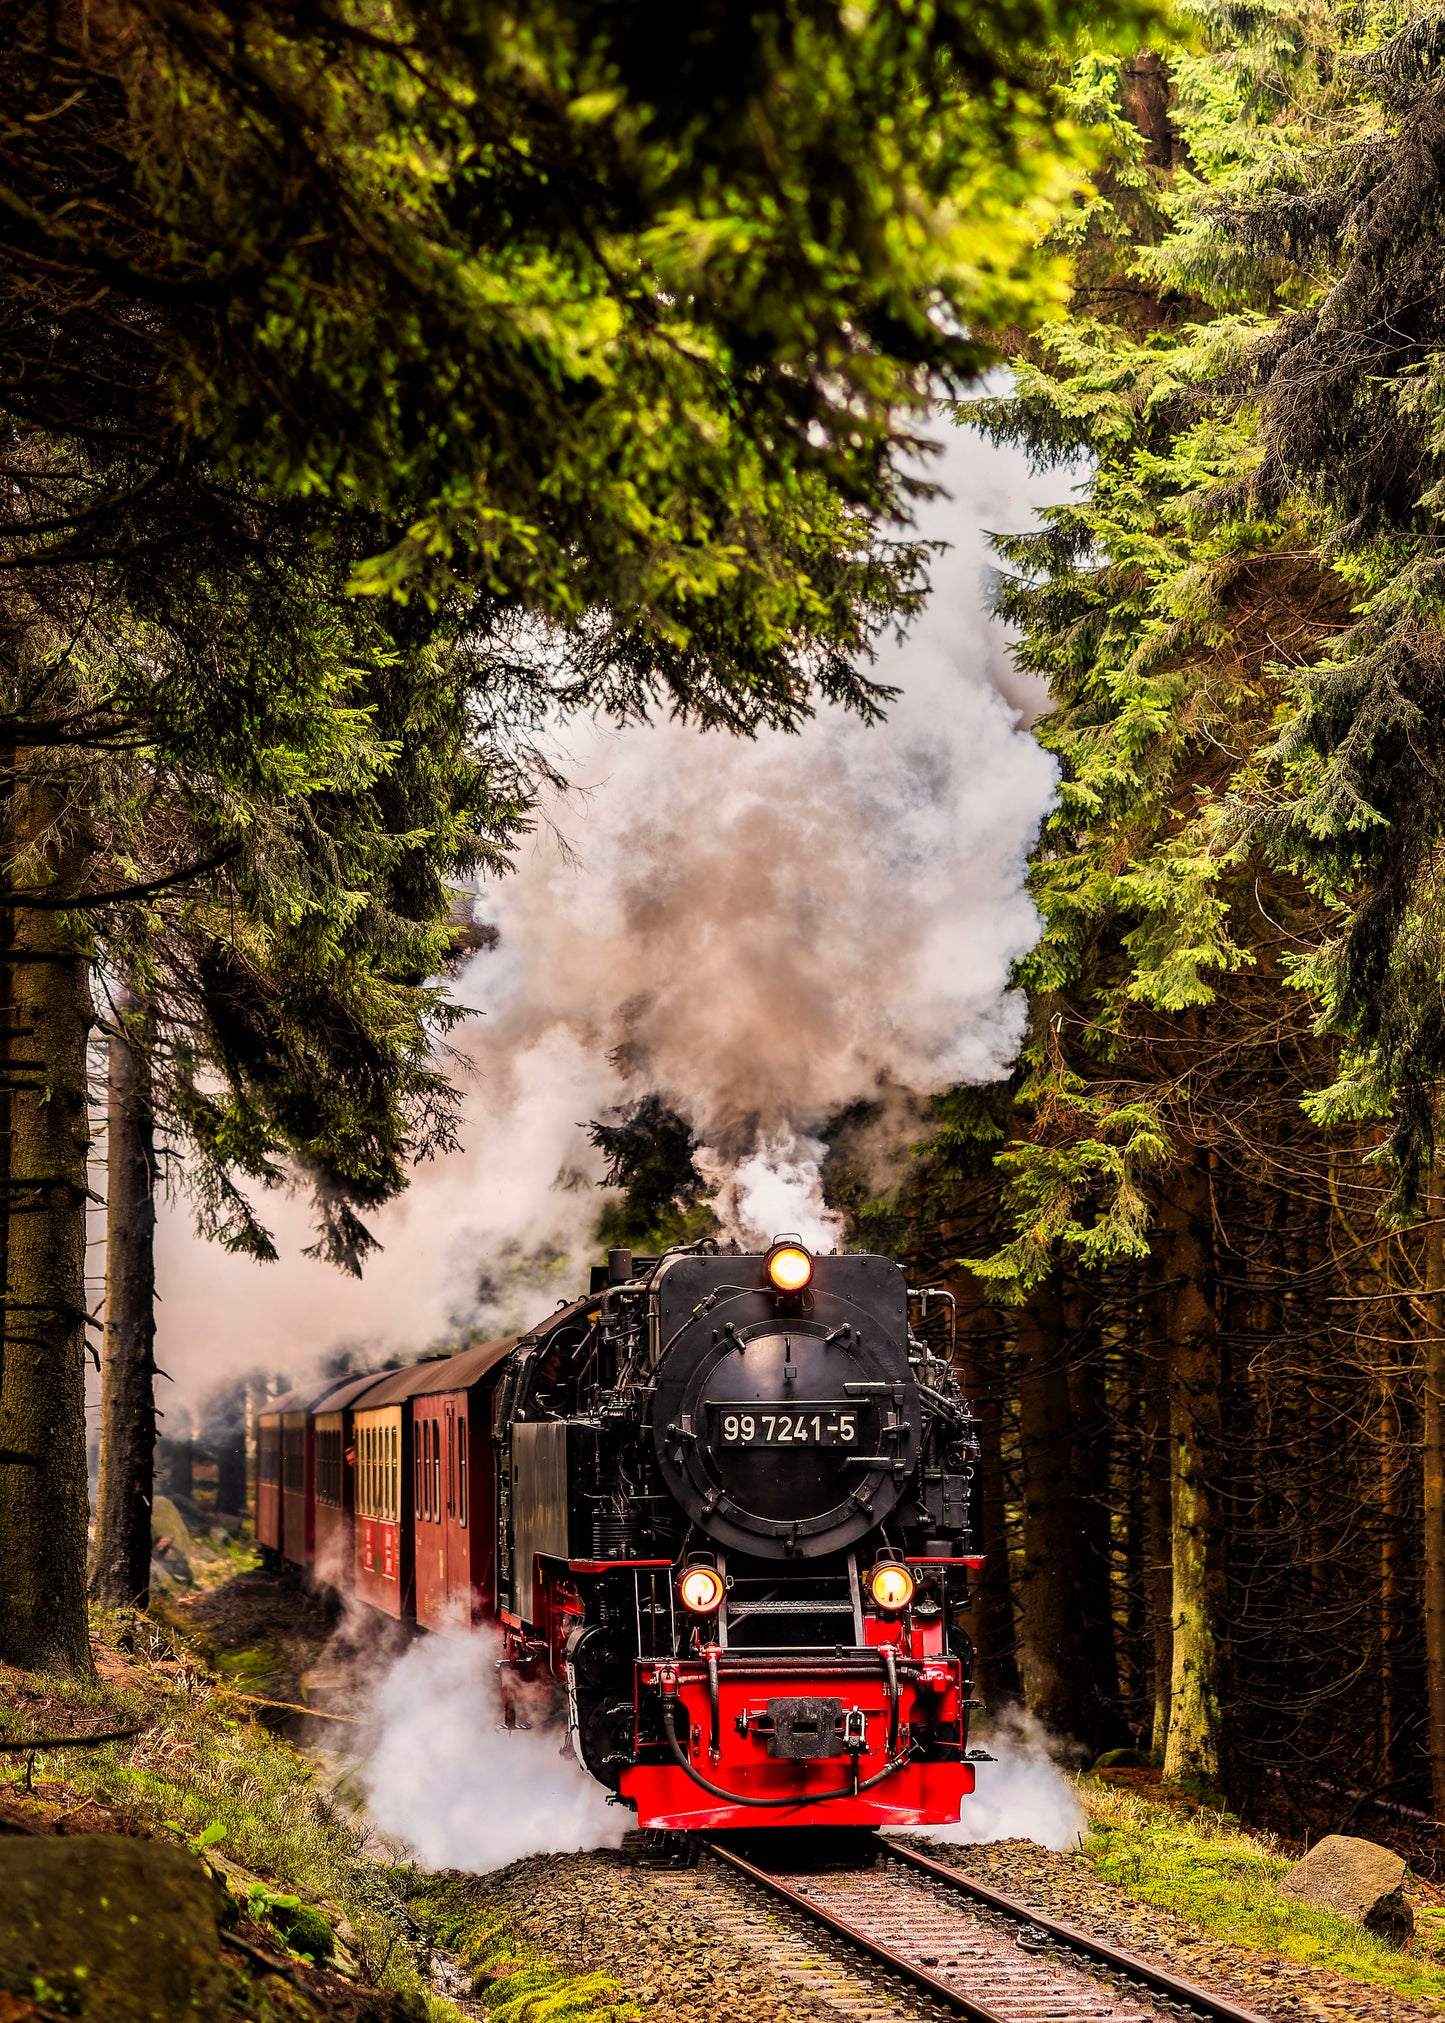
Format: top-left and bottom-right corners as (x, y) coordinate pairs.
(1, 0), (1153, 726)
(964, 2), (1380, 1290)
(1211, 10), (1445, 1202)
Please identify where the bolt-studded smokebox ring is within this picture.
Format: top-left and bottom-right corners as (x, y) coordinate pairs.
(652, 1311), (920, 1561)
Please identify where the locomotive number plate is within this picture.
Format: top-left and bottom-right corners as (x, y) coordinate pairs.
(717, 1405), (858, 1446)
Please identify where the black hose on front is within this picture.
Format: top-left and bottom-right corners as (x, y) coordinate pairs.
(660, 1695), (909, 1808)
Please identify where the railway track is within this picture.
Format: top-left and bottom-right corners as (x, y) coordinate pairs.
(700, 1834), (1276, 2023)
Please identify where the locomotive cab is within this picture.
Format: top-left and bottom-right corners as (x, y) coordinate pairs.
(495, 1240), (983, 1829)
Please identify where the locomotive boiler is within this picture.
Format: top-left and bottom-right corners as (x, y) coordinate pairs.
(494, 1237), (984, 1828)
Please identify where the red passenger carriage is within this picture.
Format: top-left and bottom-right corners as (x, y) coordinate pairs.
(256, 1374), (363, 1571)
(408, 1336), (515, 1631)
(311, 1370), (392, 1588)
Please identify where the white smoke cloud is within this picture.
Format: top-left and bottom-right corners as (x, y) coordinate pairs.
(149, 418), (1064, 1407)
(364, 1626), (626, 1869)
(698, 1133), (847, 1252)
(919, 1706), (1087, 1851)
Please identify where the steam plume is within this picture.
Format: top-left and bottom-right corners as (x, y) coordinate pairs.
(151, 419), (1061, 1403)
(918, 1706), (1087, 1851)
(365, 1626), (626, 1869)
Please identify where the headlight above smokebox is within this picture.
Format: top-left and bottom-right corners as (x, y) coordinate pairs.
(765, 1237), (813, 1292)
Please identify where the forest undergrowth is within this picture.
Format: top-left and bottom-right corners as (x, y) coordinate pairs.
(0, 1608), (628, 2023)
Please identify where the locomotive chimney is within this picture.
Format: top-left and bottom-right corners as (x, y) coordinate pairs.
(607, 1246), (633, 1285)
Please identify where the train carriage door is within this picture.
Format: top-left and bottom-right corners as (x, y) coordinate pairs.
(443, 1395), (461, 1620)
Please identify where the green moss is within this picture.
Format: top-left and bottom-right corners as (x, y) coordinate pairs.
(213, 1645), (281, 1690)
(1080, 1778), (1445, 2001)
(403, 1872), (640, 2023)
(266, 1899), (337, 1964)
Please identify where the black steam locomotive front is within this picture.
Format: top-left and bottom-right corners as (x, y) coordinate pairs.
(495, 1238), (983, 1829)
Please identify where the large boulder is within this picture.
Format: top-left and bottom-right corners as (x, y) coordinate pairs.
(1277, 1833), (1413, 1943)
(0, 1834), (224, 2020)
(150, 1496), (194, 1582)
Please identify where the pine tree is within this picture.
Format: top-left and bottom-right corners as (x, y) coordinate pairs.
(935, 5), (1417, 1791)
(2, 0), (1152, 1672)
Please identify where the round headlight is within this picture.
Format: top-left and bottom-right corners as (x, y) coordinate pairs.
(868, 1559), (915, 1612)
(678, 1562), (725, 1614)
(766, 1242), (813, 1292)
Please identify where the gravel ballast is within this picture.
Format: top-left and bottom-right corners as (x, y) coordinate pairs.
(471, 1846), (947, 2023)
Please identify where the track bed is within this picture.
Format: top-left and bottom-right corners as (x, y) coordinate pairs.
(703, 1836), (1271, 2023)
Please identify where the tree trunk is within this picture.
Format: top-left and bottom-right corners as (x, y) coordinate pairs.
(1066, 1291), (1127, 1752)
(1118, 49), (1179, 169)
(1157, 1149), (1227, 1788)
(1121, 1350), (1147, 1730)
(1423, 1164), (1445, 1846)
(1016, 1271), (1088, 1742)
(955, 1303), (1021, 1705)
(1145, 1335), (1173, 1759)
(89, 992), (158, 1609)
(216, 1430), (246, 1518)
(1378, 1245), (1404, 1785)
(0, 770), (95, 1676)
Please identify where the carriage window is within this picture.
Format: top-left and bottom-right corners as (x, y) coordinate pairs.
(390, 1423), (398, 1522)
(415, 1423), (425, 1520)
(431, 1420), (441, 1524)
(282, 1424), (305, 1495)
(316, 1427), (342, 1507)
(457, 1418), (468, 1529)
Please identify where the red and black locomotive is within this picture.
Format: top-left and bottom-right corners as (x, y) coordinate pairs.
(258, 1237), (984, 1830)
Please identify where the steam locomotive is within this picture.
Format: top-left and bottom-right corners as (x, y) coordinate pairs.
(258, 1238), (984, 1829)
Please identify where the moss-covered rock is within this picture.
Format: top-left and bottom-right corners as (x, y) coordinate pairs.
(267, 1898), (337, 1963)
(0, 1834), (223, 2021)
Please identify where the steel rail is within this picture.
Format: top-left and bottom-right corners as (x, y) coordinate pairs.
(883, 1842), (1273, 2023)
(702, 1834), (1276, 2023)
(702, 1836), (1016, 2023)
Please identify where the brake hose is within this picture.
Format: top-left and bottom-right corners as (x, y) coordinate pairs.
(660, 1695), (912, 1808)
